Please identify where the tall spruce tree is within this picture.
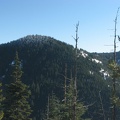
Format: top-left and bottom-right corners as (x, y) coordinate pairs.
(3, 51), (32, 120)
(44, 93), (60, 120)
(108, 60), (120, 120)
(60, 79), (87, 120)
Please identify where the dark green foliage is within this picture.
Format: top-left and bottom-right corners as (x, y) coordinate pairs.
(0, 83), (4, 107)
(0, 35), (119, 119)
(108, 60), (120, 119)
(3, 52), (32, 120)
(0, 82), (4, 120)
(48, 95), (60, 120)
(45, 93), (60, 120)
(44, 80), (88, 120)
(11, 52), (23, 82)
(60, 80), (87, 120)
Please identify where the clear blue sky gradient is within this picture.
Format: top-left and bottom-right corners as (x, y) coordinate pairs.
(0, 0), (120, 52)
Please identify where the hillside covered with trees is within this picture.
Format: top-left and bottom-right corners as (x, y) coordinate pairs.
(0, 35), (120, 120)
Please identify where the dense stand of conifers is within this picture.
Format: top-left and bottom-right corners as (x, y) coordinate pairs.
(0, 51), (89, 120)
(0, 52), (32, 120)
(0, 43), (89, 119)
(0, 35), (120, 119)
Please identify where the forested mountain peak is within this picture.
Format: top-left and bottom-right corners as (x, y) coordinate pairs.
(16, 35), (56, 44)
(0, 35), (120, 119)
(7, 35), (70, 47)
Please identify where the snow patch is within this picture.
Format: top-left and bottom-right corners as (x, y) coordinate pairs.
(89, 71), (94, 75)
(11, 61), (15, 65)
(80, 51), (88, 58)
(100, 68), (109, 80)
(92, 58), (102, 64)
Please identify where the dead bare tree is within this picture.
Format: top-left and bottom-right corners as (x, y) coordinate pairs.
(72, 22), (79, 120)
(99, 91), (106, 120)
(64, 63), (67, 104)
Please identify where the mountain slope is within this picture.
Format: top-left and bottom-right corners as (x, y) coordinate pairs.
(0, 35), (119, 120)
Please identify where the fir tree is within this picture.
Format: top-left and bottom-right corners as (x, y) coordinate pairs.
(44, 80), (88, 120)
(3, 51), (32, 120)
(61, 79), (87, 120)
(44, 93), (60, 120)
(108, 60), (120, 119)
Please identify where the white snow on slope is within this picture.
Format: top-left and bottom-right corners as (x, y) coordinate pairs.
(89, 71), (94, 75)
(80, 51), (88, 58)
(100, 68), (109, 80)
(92, 58), (102, 64)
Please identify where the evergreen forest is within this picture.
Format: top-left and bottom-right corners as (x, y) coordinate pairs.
(0, 35), (120, 120)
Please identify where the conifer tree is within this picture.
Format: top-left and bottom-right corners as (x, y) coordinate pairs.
(108, 60), (120, 119)
(0, 82), (4, 120)
(3, 51), (32, 120)
(61, 79), (87, 120)
(108, 7), (120, 120)
(44, 93), (60, 120)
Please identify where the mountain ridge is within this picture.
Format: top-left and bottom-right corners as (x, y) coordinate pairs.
(0, 35), (120, 120)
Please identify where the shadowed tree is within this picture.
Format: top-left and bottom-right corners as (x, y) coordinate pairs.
(3, 51), (32, 120)
(0, 82), (4, 120)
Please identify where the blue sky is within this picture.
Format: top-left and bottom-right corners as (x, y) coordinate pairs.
(0, 0), (120, 52)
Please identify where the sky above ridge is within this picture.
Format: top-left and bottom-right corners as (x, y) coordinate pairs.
(0, 0), (120, 52)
